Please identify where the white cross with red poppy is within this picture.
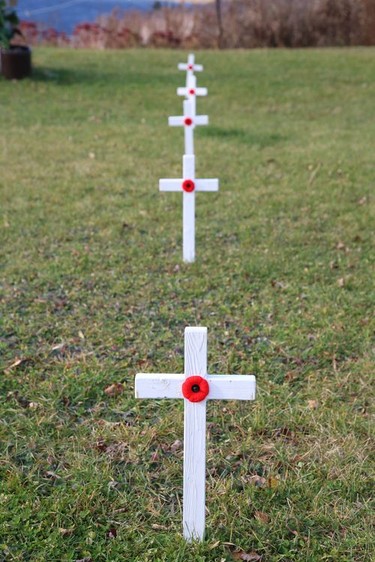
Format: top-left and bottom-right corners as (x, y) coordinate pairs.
(159, 154), (218, 263)
(169, 99), (208, 155)
(177, 75), (207, 116)
(178, 53), (203, 89)
(135, 326), (256, 542)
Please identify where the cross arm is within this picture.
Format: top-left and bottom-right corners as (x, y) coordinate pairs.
(178, 63), (203, 72)
(135, 373), (184, 398)
(195, 179), (219, 192)
(177, 87), (208, 97)
(207, 375), (256, 400)
(159, 179), (183, 191)
(168, 115), (209, 127)
(135, 373), (256, 400)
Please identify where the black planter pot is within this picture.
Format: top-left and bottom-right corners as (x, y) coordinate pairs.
(0, 45), (32, 80)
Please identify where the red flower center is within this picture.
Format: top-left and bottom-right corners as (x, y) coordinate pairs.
(188, 64), (193, 70)
(182, 376), (209, 402)
(184, 117), (193, 126)
(182, 179), (195, 192)
(189, 89), (195, 95)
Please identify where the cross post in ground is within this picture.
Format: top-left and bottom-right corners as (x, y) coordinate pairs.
(159, 154), (218, 263)
(135, 326), (256, 541)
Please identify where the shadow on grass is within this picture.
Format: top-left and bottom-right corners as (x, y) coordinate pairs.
(29, 65), (172, 88)
(201, 126), (286, 147)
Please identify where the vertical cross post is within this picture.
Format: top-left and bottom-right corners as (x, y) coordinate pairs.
(135, 327), (256, 541)
(183, 327), (207, 540)
(159, 155), (219, 262)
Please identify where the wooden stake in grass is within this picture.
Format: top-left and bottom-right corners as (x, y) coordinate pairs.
(178, 53), (203, 88)
(159, 154), (218, 263)
(135, 326), (256, 542)
(177, 75), (207, 117)
(169, 99), (208, 155)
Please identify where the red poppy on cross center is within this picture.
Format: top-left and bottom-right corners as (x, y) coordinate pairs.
(182, 179), (195, 192)
(188, 64), (193, 70)
(189, 89), (195, 95)
(182, 376), (210, 402)
(184, 117), (193, 126)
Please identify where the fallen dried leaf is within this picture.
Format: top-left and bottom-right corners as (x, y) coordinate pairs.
(170, 439), (182, 453)
(267, 476), (279, 489)
(232, 550), (262, 561)
(308, 399), (319, 409)
(248, 475), (266, 487)
(254, 511), (270, 524)
(104, 383), (124, 397)
(337, 277), (345, 287)
(107, 527), (117, 539)
(59, 527), (74, 536)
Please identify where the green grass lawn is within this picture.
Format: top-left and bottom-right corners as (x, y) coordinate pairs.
(0, 47), (374, 562)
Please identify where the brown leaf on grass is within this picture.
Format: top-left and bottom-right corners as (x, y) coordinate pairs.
(231, 549), (262, 561)
(337, 277), (345, 287)
(104, 382), (124, 396)
(308, 399), (319, 409)
(247, 475), (266, 487)
(254, 511), (270, 524)
(267, 476), (279, 489)
(59, 527), (74, 536)
(357, 196), (368, 205)
(170, 439), (182, 453)
(107, 527), (117, 539)
(4, 357), (31, 374)
(75, 558), (92, 562)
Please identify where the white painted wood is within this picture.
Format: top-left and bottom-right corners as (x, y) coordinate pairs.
(159, 155), (219, 262)
(183, 327), (207, 540)
(135, 373), (184, 398)
(134, 327), (256, 542)
(178, 53), (203, 73)
(135, 374), (256, 401)
(168, 100), (208, 156)
(183, 189), (195, 263)
(177, 75), (208, 116)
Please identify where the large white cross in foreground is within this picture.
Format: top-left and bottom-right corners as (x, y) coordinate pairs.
(169, 99), (208, 155)
(178, 53), (203, 88)
(135, 326), (256, 542)
(177, 75), (207, 116)
(160, 154), (218, 263)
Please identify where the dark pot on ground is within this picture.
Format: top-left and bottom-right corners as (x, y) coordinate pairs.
(0, 45), (32, 80)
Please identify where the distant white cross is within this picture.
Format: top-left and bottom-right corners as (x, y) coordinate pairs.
(135, 327), (256, 542)
(177, 75), (207, 116)
(178, 53), (203, 88)
(169, 99), (208, 155)
(159, 154), (218, 263)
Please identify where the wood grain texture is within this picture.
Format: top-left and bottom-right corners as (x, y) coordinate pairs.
(135, 373), (183, 398)
(183, 327), (207, 540)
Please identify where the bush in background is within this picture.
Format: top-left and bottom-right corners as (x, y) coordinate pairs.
(21, 0), (375, 49)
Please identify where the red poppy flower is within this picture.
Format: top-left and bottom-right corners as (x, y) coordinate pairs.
(182, 179), (195, 192)
(182, 376), (209, 402)
(184, 117), (193, 126)
(188, 64), (193, 70)
(189, 88), (195, 95)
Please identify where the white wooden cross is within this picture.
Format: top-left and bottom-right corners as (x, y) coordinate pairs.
(177, 75), (207, 117)
(159, 154), (218, 263)
(135, 326), (256, 542)
(169, 99), (208, 155)
(178, 53), (203, 88)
